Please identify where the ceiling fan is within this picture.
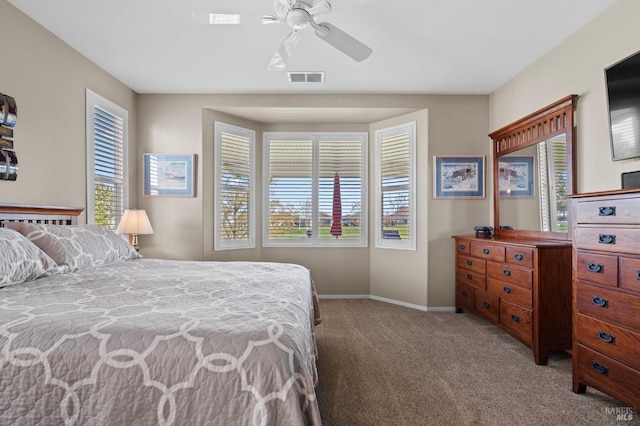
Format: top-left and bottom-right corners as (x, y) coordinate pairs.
(193, 0), (373, 71)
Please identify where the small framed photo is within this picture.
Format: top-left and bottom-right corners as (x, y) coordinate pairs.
(499, 156), (534, 197)
(143, 153), (196, 197)
(433, 155), (485, 199)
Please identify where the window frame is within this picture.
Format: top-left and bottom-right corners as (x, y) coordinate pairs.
(85, 89), (128, 228)
(374, 122), (417, 250)
(262, 132), (368, 248)
(214, 121), (256, 251)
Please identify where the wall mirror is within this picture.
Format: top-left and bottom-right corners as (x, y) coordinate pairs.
(489, 95), (578, 240)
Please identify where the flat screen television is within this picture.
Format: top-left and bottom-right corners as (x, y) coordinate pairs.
(606, 50), (640, 161)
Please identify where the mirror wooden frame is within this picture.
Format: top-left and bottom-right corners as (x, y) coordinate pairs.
(489, 95), (578, 241)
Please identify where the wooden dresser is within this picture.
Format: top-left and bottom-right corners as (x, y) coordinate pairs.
(570, 189), (640, 408)
(453, 235), (572, 365)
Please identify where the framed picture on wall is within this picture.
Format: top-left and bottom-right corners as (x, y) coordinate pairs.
(143, 153), (196, 197)
(498, 156), (534, 197)
(433, 155), (485, 199)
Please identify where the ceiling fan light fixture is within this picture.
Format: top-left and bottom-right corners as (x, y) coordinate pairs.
(286, 8), (311, 30)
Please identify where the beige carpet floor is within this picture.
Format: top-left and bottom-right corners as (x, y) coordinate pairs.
(314, 299), (639, 426)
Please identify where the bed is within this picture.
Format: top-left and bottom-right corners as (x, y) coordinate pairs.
(0, 204), (322, 425)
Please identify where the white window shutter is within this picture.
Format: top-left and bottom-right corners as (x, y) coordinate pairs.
(375, 122), (416, 250)
(86, 89), (128, 229)
(214, 122), (255, 250)
(263, 132), (367, 247)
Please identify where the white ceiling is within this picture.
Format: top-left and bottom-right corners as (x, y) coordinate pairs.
(8, 0), (619, 96)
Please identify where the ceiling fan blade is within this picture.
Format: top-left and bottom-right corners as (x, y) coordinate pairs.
(262, 15), (282, 24)
(267, 30), (302, 71)
(314, 22), (372, 62)
(192, 12), (265, 25)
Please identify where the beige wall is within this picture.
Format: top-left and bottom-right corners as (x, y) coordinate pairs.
(0, 1), (137, 220)
(490, 0), (640, 194)
(137, 94), (490, 308)
(425, 97), (491, 307)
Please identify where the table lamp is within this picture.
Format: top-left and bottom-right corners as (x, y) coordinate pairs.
(115, 209), (154, 251)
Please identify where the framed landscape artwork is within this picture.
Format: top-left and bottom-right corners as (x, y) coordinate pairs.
(143, 153), (196, 197)
(498, 156), (534, 197)
(433, 155), (485, 199)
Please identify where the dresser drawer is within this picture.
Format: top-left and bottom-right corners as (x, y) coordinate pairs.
(470, 241), (505, 262)
(505, 246), (534, 268)
(456, 255), (486, 275)
(576, 283), (640, 330)
(576, 251), (618, 288)
(487, 261), (532, 288)
(500, 299), (532, 343)
(475, 290), (499, 323)
(574, 226), (640, 255)
(575, 344), (640, 408)
(456, 280), (475, 312)
(455, 239), (471, 255)
(455, 268), (486, 290)
(620, 256), (640, 293)
(576, 313), (640, 371)
(575, 197), (640, 224)
(487, 277), (532, 308)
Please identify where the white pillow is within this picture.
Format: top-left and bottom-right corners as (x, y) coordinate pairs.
(0, 227), (59, 287)
(4, 223), (141, 272)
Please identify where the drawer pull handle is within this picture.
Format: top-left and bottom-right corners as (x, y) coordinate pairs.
(466, 260), (473, 266)
(459, 244), (466, 250)
(461, 291), (469, 298)
(598, 206), (616, 216)
(514, 253), (523, 261)
(482, 248), (490, 254)
(591, 360), (608, 376)
(467, 274), (473, 280)
(503, 286), (511, 294)
(503, 269), (511, 277)
(591, 296), (609, 308)
(587, 263), (604, 273)
(482, 301), (490, 309)
(597, 330), (616, 344)
(511, 314), (520, 323)
(636, 270), (640, 281)
(598, 234), (616, 245)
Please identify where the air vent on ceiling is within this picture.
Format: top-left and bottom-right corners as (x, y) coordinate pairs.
(287, 71), (324, 83)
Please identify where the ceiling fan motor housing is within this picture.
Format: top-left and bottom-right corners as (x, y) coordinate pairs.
(287, 2), (312, 29)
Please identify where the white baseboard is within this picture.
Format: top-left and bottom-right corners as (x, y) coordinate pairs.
(318, 294), (456, 312)
(369, 295), (427, 312)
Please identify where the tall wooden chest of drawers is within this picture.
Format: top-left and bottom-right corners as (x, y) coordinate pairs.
(570, 189), (640, 408)
(453, 235), (572, 365)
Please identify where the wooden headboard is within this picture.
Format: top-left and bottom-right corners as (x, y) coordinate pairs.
(0, 203), (83, 226)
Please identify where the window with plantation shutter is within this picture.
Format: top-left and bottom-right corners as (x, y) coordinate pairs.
(263, 132), (367, 247)
(86, 89), (128, 229)
(375, 122), (416, 250)
(538, 136), (568, 232)
(214, 122), (255, 250)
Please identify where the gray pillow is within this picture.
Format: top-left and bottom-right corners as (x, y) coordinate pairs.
(0, 227), (59, 287)
(5, 223), (141, 272)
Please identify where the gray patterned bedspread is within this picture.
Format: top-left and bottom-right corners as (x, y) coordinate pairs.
(0, 259), (321, 425)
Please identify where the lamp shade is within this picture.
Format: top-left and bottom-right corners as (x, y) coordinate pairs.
(115, 209), (154, 235)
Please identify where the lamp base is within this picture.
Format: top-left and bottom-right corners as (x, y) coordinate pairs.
(129, 234), (140, 252)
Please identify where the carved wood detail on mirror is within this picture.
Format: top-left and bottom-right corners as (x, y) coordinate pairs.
(489, 95), (578, 241)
